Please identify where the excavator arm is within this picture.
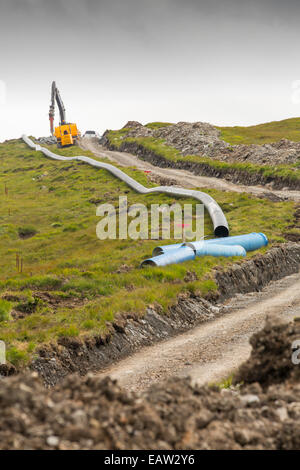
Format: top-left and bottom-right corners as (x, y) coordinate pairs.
(49, 81), (67, 135)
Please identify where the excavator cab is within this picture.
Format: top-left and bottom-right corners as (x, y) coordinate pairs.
(54, 123), (79, 147)
(49, 81), (80, 148)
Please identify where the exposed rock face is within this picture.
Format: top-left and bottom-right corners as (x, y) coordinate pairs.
(29, 297), (217, 387)
(215, 243), (300, 299)
(0, 315), (299, 450)
(106, 121), (300, 166)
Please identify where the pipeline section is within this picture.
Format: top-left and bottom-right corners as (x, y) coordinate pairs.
(141, 246), (196, 267)
(185, 232), (268, 255)
(22, 135), (229, 238)
(141, 232), (268, 267)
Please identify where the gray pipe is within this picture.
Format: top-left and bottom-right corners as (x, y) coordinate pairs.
(22, 135), (229, 237)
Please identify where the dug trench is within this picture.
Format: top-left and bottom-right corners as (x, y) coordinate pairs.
(1, 242), (300, 387)
(104, 138), (300, 191)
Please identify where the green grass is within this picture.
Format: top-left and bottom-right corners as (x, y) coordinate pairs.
(218, 117), (300, 145)
(0, 299), (12, 322)
(145, 122), (173, 129)
(6, 346), (29, 367)
(18, 226), (38, 238)
(213, 374), (234, 390)
(0, 138), (297, 366)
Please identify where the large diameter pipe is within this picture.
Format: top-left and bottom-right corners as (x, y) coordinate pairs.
(194, 243), (246, 258)
(22, 135), (230, 238)
(149, 187), (229, 238)
(140, 246), (195, 268)
(154, 232), (267, 257)
(186, 232), (268, 253)
(142, 243), (245, 268)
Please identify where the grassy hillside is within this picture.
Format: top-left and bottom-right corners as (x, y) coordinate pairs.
(0, 139), (297, 366)
(218, 117), (300, 145)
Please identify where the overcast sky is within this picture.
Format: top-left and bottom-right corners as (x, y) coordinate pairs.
(0, 0), (300, 141)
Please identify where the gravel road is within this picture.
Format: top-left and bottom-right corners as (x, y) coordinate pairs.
(96, 272), (300, 391)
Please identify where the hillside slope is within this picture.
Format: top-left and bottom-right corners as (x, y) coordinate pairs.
(0, 139), (297, 371)
(219, 117), (300, 145)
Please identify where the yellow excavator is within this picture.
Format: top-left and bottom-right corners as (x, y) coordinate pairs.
(49, 81), (80, 147)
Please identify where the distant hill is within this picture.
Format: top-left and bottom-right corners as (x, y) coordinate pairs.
(218, 117), (300, 145)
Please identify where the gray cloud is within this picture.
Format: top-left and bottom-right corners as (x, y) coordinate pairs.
(0, 0), (300, 141)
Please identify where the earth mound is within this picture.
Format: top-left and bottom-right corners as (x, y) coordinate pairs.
(0, 317), (299, 449)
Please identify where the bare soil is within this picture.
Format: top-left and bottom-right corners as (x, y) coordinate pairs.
(0, 315), (299, 450)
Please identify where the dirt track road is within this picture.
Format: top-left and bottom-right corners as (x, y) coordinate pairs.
(96, 273), (300, 391)
(80, 138), (300, 202)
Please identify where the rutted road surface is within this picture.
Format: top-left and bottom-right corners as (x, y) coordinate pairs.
(96, 273), (300, 391)
(80, 138), (300, 202)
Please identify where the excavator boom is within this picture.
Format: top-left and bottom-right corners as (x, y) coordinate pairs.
(49, 82), (55, 135)
(48, 81), (79, 147)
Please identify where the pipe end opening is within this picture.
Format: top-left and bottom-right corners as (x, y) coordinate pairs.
(214, 225), (229, 238)
(152, 247), (164, 257)
(140, 259), (157, 268)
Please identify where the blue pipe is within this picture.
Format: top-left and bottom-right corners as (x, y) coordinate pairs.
(142, 233), (268, 268)
(194, 243), (246, 258)
(186, 232), (268, 253)
(141, 246), (195, 267)
(153, 233), (268, 257)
